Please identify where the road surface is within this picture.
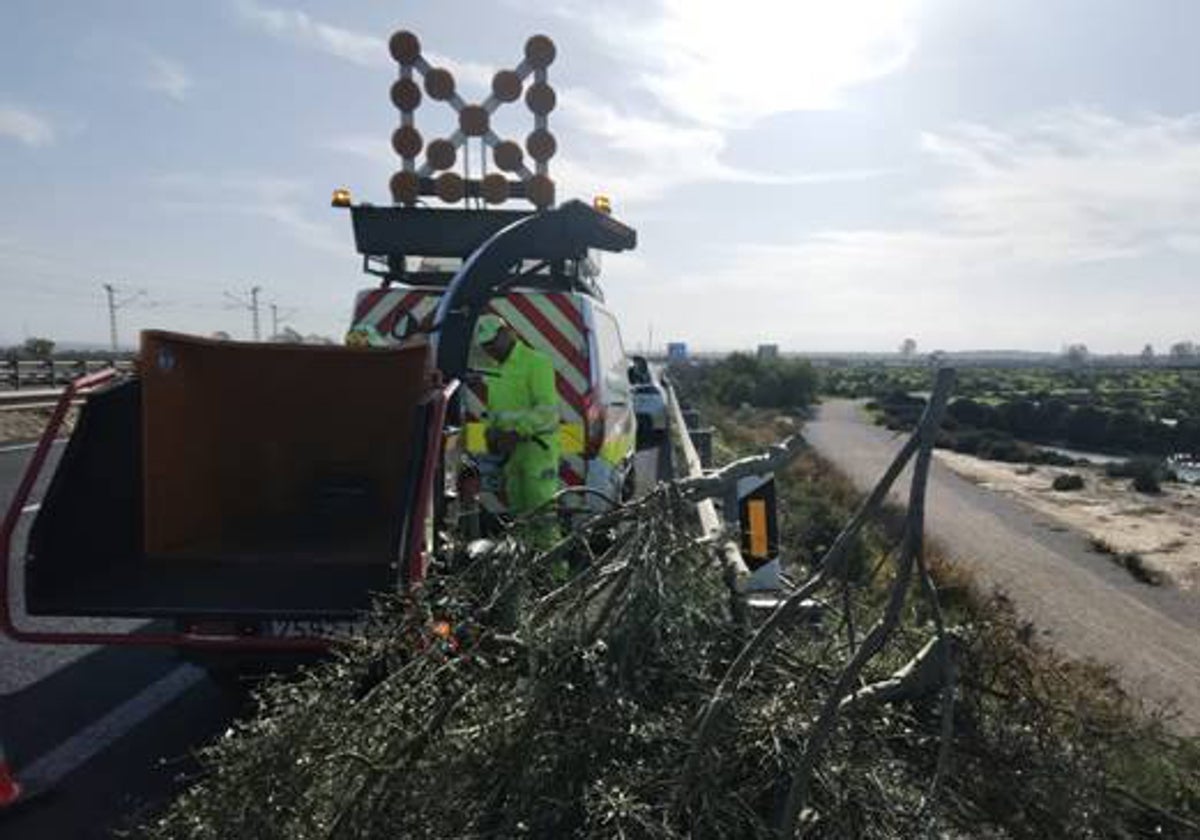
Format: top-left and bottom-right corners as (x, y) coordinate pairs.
(806, 399), (1200, 733)
(0, 440), (244, 838)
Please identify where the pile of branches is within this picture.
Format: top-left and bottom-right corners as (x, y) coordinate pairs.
(141, 369), (1199, 839)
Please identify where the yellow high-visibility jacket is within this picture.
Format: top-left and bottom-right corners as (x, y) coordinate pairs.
(486, 341), (560, 515)
(487, 342), (559, 443)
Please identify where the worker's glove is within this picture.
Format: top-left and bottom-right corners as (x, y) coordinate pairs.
(486, 428), (522, 457)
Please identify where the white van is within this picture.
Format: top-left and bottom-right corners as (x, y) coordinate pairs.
(349, 284), (637, 515)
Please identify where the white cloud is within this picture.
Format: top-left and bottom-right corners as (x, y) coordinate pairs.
(235, 0), (382, 66)
(155, 173), (345, 255)
(653, 108), (1200, 349)
(0, 105), (54, 147)
(561, 0), (920, 128)
(233, 1), (493, 88)
(143, 54), (193, 101)
(529, 1), (916, 201)
(921, 108), (1200, 263)
(326, 134), (393, 167)
(554, 88), (890, 203)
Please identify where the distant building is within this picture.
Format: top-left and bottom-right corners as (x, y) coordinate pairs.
(667, 342), (688, 361)
(757, 343), (779, 361)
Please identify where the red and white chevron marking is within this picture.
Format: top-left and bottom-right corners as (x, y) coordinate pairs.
(350, 287), (590, 490)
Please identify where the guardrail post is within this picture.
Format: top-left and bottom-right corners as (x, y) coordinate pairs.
(12, 360), (20, 391)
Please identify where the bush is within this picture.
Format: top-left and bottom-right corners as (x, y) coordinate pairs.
(1030, 448), (1078, 467)
(1052, 473), (1085, 491)
(1107, 457), (1166, 493)
(670, 354), (818, 411)
(1118, 552), (1164, 585)
(1133, 472), (1162, 494)
(979, 436), (1025, 462)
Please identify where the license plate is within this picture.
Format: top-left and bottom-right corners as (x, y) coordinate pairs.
(265, 619), (364, 639)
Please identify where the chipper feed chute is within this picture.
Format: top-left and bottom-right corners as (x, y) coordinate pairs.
(21, 331), (436, 621)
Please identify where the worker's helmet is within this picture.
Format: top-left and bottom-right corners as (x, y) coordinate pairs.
(345, 324), (388, 348)
(475, 314), (510, 345)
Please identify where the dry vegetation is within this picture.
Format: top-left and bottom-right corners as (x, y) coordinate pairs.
(137, 405), (1200, 839)
(0, 406), (75, 444)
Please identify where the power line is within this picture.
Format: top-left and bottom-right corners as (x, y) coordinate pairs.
(224, 285), (262, 341)
(102, 283), (146, 351)
(269, 302), (298, 338)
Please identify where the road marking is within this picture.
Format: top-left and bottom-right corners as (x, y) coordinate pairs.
(21, 503), (40, 515)
(0, 439), (66, 454)
(19, 664), (206, 789)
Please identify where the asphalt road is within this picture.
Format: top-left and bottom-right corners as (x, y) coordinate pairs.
(0, 440), (242, 838)
(806, 399), (1200, 733)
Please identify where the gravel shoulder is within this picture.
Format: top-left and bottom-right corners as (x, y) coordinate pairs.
(935, 450), (1200, 590)
(0, 406), (75, 444)
(806, 398), (1200, 733)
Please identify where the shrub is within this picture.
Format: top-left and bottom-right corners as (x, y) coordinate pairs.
(1108, 458), (1167, 494)
(1030, 449), (1078, 467)
(979, 436), (1024, 462)
(671, 354), (818, 411)
(1132, 472), (1162, 494)
(1119, 552), (1164, 585)
(1052, 473), (1085, 491)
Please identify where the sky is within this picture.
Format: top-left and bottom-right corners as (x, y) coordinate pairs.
(2, 0), (1200, 354)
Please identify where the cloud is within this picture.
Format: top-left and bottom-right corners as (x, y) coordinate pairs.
(0, 105), (54, 147)
(920, 108), (1200, 263)
(649, 108), (1200, 349)
(233, 1), (493, 88)
(143, 54), (193, 101)
(235, 0), (382, 66)
(522, 1), (915, 202)
(154, 172), (345, 255)
(554, 88), (890, 203)
(555, 0), (920, 128)
(325, 134), (392, 167)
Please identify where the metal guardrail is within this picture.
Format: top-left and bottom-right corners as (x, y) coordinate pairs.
(659, 374), (752, 600)
(0, 390), (76, 411)
(0, 359), (134, 391)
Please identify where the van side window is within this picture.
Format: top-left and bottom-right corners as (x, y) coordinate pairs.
(593, 310), (628, 396)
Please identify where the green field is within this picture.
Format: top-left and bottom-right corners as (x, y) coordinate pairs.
(820, 365), (1200, 460)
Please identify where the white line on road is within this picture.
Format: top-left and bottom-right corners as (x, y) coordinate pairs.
(19, 664), (206, 789)
(21, 503), (40, 514)
(0, 439), (66, 454)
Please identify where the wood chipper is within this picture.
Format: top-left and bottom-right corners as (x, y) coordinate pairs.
(0, 31), (637, 668)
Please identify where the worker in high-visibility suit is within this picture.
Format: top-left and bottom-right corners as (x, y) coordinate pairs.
(476, 314), (561, 547)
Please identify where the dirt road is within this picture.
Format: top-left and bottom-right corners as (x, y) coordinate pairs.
(806, 398), (1200, 733)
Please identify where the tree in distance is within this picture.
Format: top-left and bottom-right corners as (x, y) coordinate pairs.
(1064, 343), (1089, 366)
(22, 337), (55, 358)
(1169, 341), (1196, 360)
